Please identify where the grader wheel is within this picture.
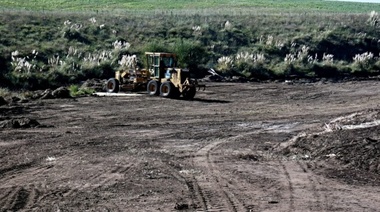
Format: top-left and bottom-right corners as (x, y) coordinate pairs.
(106, 78), (120, 93)
(160, 81), (180, 98)
(147, 80), (160, 96)
(182, 87), (196, 100)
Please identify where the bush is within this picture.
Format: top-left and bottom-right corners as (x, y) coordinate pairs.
(172, 39), (208, 70)
(68, 84), (95, 97)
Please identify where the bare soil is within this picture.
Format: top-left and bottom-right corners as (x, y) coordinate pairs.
(1, 80), (380, 212)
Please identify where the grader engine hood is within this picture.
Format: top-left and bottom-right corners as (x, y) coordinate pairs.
(165, 68), (190, 85)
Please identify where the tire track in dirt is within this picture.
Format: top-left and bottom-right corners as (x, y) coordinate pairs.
(0, 186), (35, 211)
(205, 144), (248, 212)
(1, 184), (61, 211)
(296, 161), (328, 211)
(25, 186), (39, 209)
(0, 188), (14, 210)
(63, 163), (133, 198)
(189, 178), (209, 211)
(169, 168), (205, 210)
(278, 160), (295, 211)
(0, 153), (133, 210)
(278, 159), (326, 212)
(215, 170), (262, 212)
(0, 164), (52, 211)
(189, 139), (248, 212)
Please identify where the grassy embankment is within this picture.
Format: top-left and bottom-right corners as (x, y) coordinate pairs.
(1, 0), (380, 90)
(1, 0), (379, 12)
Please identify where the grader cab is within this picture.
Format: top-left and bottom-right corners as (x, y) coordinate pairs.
(106, 52), (201, 99)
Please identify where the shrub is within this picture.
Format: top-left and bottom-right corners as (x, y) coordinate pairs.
(171, 39), (208, 70)
(68, 84), (95, 97)
(367, 11), (380, 27)
(216, 56), (234, 74)
(350, 52), (377, 75)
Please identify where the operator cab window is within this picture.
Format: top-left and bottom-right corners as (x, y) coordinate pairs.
(162, 57), (175, 68)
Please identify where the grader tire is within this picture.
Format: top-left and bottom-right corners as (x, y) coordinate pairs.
(106, 78), (120, 93)
(160, 82), (177, 98)
(182, 87), (196, 100)
(147, 80), (160, 96)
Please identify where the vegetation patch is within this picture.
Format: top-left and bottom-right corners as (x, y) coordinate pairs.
(1, 2), (380, 90)
(68, 84), (95, 97)
(1, 0), (380, 12)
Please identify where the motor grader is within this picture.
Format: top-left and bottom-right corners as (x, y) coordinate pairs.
(105, 52), (202, 99)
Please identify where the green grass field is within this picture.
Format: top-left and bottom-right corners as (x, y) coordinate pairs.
(0, 0), (380, 13)
(1, 0), (380, 90)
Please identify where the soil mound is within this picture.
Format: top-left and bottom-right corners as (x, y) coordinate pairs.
(0, 117), (40, 128)
(278, 109), (380, 175)
(30, 87), (72, 99)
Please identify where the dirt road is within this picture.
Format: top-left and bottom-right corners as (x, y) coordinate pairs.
(1, 80), (380, 211)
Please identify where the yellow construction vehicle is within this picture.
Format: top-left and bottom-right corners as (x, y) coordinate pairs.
(105, 52), (203, 99)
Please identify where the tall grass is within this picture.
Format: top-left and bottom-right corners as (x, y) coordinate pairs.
(0, 4), (380, 89)
(1, 0), (380, 13)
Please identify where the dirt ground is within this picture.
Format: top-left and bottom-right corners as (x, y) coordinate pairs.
(1, 80), (380, 212)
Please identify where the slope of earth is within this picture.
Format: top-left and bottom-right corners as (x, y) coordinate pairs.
(0, 80), (380, 211)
